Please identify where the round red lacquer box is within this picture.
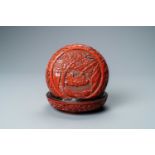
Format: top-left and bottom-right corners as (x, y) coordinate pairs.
(46, 44), (109, 113)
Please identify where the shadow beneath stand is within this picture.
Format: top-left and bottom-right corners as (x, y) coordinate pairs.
(106, 89), (134, 109)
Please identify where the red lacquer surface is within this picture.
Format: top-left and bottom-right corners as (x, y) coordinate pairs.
(47, 92), (108, 113)
(46, 44), (109, 100)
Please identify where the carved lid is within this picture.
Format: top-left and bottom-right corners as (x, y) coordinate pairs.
(46, 44), (109, 99)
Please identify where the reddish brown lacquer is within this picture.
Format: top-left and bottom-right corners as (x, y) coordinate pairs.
(46, 44), (109, 113)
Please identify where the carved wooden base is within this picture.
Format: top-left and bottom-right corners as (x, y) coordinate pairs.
(46, 91), (108, 113)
